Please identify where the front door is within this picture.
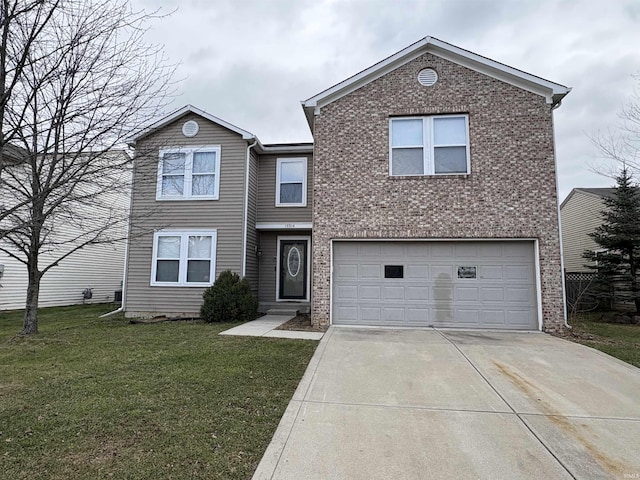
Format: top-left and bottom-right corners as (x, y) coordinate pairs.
(278, 238), (308, 300)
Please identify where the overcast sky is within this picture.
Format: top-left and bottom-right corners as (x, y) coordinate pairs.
(134, 0), (640, 201)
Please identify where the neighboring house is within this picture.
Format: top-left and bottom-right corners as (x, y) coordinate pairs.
(123, 36), (570, 332)
(559, 188), (615, 273)
(0, 151), (130, 311)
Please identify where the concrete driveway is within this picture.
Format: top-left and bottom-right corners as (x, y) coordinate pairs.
(253, 327), (640, 480)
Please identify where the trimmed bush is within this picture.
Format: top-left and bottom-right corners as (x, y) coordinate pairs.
(201, 270), (258, 323)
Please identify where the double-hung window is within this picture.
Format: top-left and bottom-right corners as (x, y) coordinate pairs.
(151, 230), (217, 286)
(276, 157), (307, 207)
(390, 115), (470, 176)
(157, 146), (221, 200)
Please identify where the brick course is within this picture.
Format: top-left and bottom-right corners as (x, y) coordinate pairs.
(310, 52), (565, 332)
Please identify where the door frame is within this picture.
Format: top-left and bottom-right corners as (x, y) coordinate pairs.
(276, 235), (311, 302)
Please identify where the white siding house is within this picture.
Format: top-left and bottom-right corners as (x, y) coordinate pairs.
(0, 151), (130, 311)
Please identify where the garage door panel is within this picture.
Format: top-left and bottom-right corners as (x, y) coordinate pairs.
(455, 243), (478, 257)
(361, 307), (381, 322)
(406, 308), (430, 323)
(406, 286), (429, 301)
(479, 265), (503, 280)
(432, 265), (454, 278)
(382, 307), (405, 322)
(336, 285), (358, 300)
(359, 264), (381, 279)
(506, 287), (533, 303)
(336, 306), (358, 323)
(406, 265), (429, 279)
(481, 287), (504, 302)
(383, 286), (405, 301)
(336, 264), (358, 279)
(505, 265), (531, 281)
(455, 286), (480, 302)
(332, 241), (537, 330)
(455, 308), (480, 325)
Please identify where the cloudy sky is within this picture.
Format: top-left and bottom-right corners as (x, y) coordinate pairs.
(133, 0), (640, 201)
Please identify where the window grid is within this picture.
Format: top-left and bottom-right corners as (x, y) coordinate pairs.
(390, 115), (469, 176)
(157, 147), (221, 200)
(276, 157), (307, 207)
(151, 231), (217, 287)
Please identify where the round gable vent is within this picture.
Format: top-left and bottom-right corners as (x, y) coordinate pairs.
(182, 120), (199, 137)
(417, 68), (438, 86)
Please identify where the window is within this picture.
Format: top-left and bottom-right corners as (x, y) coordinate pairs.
(384, 265), (404, 278)
(156, 146), (221, 200)
(390, 115), (470, 176)
(276, 157), (307, 207)
(151, 230), (217, 286)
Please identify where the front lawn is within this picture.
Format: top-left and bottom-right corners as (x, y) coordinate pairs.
(0, 304), (318, 479)
(566, 312), (640, 368)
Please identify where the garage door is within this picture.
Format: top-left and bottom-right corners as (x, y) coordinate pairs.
(332, 241), (537, 330)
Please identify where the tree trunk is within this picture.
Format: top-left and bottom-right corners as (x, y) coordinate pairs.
(22, 263), (41, 335)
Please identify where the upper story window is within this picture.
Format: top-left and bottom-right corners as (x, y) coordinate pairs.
(151, 230), (217, 286)
(156, 146), (221, 200)
(390, 115), (470, 176)
(276, 157), (307, 207)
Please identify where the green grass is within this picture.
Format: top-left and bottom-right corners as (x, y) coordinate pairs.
(0, 304), (318, 479)
(567, 312), (640, 368)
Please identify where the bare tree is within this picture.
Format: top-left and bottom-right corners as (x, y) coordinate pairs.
(0, 0), (174, 334)
(591, 74), (640, 176)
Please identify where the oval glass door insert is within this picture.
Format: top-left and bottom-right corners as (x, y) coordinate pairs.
(287, 247), (301, 277)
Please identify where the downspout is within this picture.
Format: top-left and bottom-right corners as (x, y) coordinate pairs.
(241, 138), (258, 277)
(551, 101), (571, 330)
(101, 152), (135, 318)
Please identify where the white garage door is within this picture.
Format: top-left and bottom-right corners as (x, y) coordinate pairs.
(332, 241), (538, 330)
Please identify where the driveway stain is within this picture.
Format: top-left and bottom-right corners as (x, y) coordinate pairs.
(493, 360), (628, 477)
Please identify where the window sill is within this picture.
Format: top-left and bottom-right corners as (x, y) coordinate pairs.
(150, 282), (213, 287)
(389, 173), (471, 179)
(156, 196), (220, 201)
(275, 203), (307, 208)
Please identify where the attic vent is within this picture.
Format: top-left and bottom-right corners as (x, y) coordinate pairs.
(182, 120), (199, 137)
(417, 68), (438, 86)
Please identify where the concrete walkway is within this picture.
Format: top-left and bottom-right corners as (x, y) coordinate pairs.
(253, 327), (640, 480)
(219, 314), (324, 340)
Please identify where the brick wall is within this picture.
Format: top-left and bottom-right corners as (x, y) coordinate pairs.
(311, 52), (565, 332)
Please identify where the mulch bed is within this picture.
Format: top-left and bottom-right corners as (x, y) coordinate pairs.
(275, 314), (328, 332)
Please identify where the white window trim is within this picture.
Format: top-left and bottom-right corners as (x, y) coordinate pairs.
(156, 146), (221, 201)
(389, 114), (470, 176)
(150, 230), (217, 287)
(275, 157), (307, 207)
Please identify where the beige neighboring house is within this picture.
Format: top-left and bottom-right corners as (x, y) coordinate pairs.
(560, 188), (615, 273)
(0, 151), (130, 311)
(123, 36), (571, 332)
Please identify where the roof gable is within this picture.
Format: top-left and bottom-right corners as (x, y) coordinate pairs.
(128, 104), (255, 144)
(301, 36), (571, 129)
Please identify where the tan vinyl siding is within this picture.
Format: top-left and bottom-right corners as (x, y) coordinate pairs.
(257, 154), (313, 224)
(560, 191), (605, 272)
(257, 231), (278, 303)
(124, 113), (248, 317)
(244, 148), (260, 293)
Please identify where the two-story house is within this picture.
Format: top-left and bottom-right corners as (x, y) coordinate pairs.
(123, 36), (570, 332)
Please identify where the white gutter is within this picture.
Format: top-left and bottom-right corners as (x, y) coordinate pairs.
(241, 138), (258, 277)
(100, 162), (135, 318)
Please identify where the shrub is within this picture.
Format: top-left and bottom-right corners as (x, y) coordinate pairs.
(200, 270), (258, 323)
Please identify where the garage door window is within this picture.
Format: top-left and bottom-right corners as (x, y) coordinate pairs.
(384, 265), (404, 278)
(390, 115), (470, 176)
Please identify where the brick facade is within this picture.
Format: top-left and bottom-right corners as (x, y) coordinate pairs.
(310, 52), (565, 332)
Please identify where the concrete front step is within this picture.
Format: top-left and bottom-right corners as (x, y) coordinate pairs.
(267, 308), (299, 316)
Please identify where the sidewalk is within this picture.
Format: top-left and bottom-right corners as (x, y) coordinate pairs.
(219, 314), (324, 340)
